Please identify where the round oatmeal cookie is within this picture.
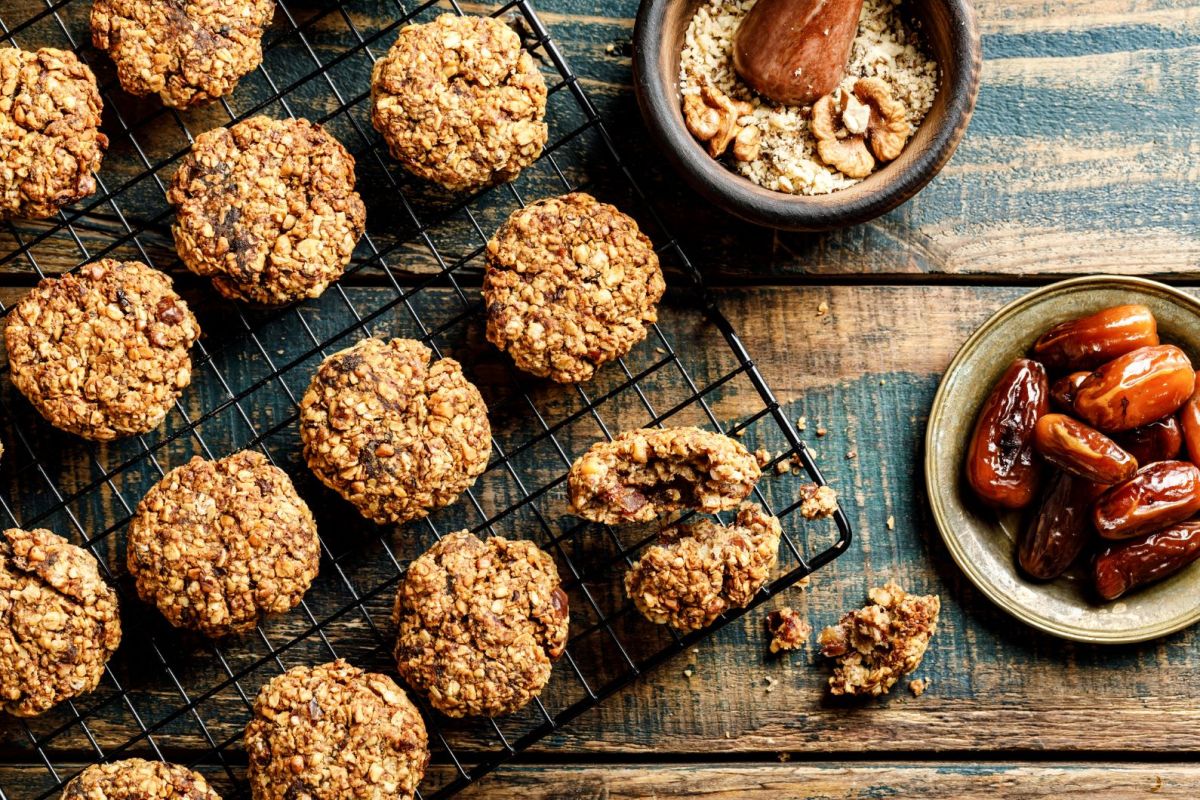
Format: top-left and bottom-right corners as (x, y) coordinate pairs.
(91, 0), (274, 109)
(0, 527), (121, 717)
(61, 758), (222, 800)
(568, 426), (760, 524)
(394, 531), (569, 718)
(245, 660), (428, 800)
(625, 502), (781, 631)
(5, 259), (200, 441)
(299, 338), (491, 526)
(370, 14), (547, 191)
(0, 47), (107, 221)
(484, 192), (665, 383)
(168, 116), (366, 306)
(126, 450), (320, 638)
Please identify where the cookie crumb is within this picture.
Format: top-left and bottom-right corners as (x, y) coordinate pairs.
(766, 607), (810, 654)
(817, 301), (830, 316)
(908, 677), (927, 697)
(887, 515), (895, 530)
(846, 449), (858, 460)
(796, 415), (807, 431)
(818, 581), (940, 696)
(799, 484), (839, 519)
(816, 427), (827, 437)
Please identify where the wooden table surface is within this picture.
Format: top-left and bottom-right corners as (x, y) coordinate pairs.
(2, 0), (1199, 797)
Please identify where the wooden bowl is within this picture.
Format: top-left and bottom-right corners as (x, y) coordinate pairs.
(632, 0), (982, 231)
(926, 276), (1200, 644)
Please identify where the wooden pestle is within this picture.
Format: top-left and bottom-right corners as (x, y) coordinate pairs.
(732, 0), (865, 106)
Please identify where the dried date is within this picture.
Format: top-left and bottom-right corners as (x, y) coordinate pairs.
(1179, 387), (1200, 464)
(1033, 413), (1138, 484)
(1116, 417), (1183, 465)
(965, 358), (1049, 509)
(1032, 304), (1159, 371)
(1092, 460), (1200, 540)
(1094, 521), (1200, 600)
(1050, 371), (1090, 411)
(1073, 345), (1195, 432)
(1019, 471), (1101, 580)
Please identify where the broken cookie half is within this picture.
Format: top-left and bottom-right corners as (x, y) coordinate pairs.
(818, 581), (939, 696)
(625, 502), (782, 631)
(568, 426), (760, 524)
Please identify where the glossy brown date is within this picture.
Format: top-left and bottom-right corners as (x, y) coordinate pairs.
(1116, 417), (1183, 465)
(1019, 471), (1101, 580)
(1050, 372), (1090, 411)
(1092, 460), (1200, 540)
(1094, 521), (1200, 600)
(1033, 413), (1138, 484)
(1073, 345), (1196, 432)
(965, 359), (1049, 509)
(1179, 387), (1200, 464)
(1032, 304), (1159, 371)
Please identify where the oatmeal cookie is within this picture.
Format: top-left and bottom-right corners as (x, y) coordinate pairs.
(484, 193), (665, 383)
(126, 450), (320, 638)
(0, 528), (121, 717)
(625, 503), (780, 631)
(169, 116), (366, 306)
(91, 0), (274, 109)
(5, 259), (200, 441)
(245, 660), (428, 800)
(299, 338), (491, 526)
(61, 759), (221, 800)
(818, 581), (940, 696)
(0, 47), (106, 220)
(394, 531), (569, 718)
(569, 426), (760, 524)
(370, 14), (547, 191)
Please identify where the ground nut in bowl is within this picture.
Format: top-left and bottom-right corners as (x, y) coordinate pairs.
(633, 0), (981, 231)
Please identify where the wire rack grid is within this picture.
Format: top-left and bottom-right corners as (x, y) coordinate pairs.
(0, 0), (852, 797)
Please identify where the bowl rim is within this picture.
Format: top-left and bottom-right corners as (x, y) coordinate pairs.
(632, 0), (983, 232)
(924, 275), (1200, 644)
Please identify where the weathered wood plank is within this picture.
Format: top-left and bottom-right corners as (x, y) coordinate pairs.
(1, 0), (1197, 280)
(0, 761), (1193, 800)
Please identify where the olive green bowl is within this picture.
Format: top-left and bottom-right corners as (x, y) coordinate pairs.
(926, 275), (1200, 644)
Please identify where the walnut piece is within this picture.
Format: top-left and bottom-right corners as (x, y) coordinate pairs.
(684, 83), (759, 162)
(810, 78), (912, 178)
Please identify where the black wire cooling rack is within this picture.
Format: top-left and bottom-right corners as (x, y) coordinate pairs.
(0, 0), (852, 797)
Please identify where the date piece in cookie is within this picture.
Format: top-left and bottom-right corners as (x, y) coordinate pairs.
(484, 193), (665, 384)
(6, 259), (200, 441)
(61, 759), (222, 800)
(0, 47), (107, 220)
(0, 528), (121, 717)
(91, 0), (274, 109)
(245, 660), (428, 800)
(371, 14), (547, 191)
(817, 581), (940, 696)
(127, 451), (320, 638)
(625, 503), (780, 631)
(299, 338), (491, 526)
(394, 531), (569, 718)
(169, 116), (366, 306)
(569, 426), (760, 524)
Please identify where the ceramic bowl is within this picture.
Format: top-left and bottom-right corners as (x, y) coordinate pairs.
(632, 0), (982, 232)
(926, 276), (1200, 644)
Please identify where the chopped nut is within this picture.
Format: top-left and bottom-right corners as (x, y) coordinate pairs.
(810, 78), (912, 178)
(797, 416), (808, 431)
(854, 77), (911, 162)
(684, 82), (757, 161)
(766, 607), (811, 654)
(887, 515), (895, 530)
(799, 484), (839, 519)
(909, 677), (927, 697)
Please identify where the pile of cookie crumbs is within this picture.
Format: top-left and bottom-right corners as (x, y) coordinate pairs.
(679, 0), (938, 195)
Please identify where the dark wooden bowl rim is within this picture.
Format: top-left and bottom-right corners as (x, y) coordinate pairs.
(632, 0), (983, 232)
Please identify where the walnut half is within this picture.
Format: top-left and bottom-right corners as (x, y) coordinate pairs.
(683, 82), (761, 162)
(810, 78), (912, 179)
